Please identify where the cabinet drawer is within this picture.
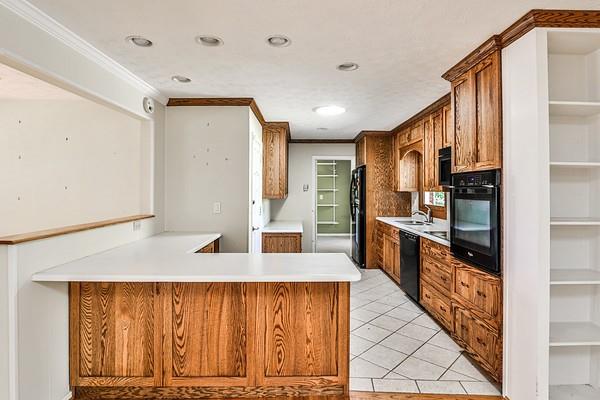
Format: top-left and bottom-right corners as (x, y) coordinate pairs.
(421, 256), (451, 294)
(420, 283), (452, 331)
(421, 238), (450, 263)
(453, 305), (500, 376)
(453, 263), (501, 326)
(377, 221), (399, 242)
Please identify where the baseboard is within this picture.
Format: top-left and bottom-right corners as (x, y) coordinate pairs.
(61, 391), (73, 400)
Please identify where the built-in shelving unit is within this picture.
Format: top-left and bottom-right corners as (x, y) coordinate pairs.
(316, 161), (340, 226)
(547, 30), (600, 400)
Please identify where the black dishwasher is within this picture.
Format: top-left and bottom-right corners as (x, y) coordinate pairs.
(399, 230), (420, 302)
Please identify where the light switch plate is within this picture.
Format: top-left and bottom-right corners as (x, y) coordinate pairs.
(303, 184), (309, 192)
(213, 202), (221, 214)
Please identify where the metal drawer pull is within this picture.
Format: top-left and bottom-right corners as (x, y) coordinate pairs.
(476, 337), (487, 346)
(476, 290), (487, 298)
(460, 281), (469, 288)
(440, 276), (447, 282)
(425, 294), (431, 299)
(439, 305), (447, 312)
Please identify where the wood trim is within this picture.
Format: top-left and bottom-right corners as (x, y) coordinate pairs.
(390, 94), (451, 136)
(352, 130), (389, 143)
(69, 283), (81, 387)
(443, 9), (600, 82)
(289, 139), (355, 144)
(167, 98), (255, 107)
(264, 121), (291, 141)
(249, 99), (266, 126)
(0, 214), (155, 245)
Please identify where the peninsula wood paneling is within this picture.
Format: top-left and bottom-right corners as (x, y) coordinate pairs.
(163, 282), (254, 386)
(70, 282), (162, 387)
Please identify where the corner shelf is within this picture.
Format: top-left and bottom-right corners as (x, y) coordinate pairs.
(549, 101), (600, 117)
(550, 269), (600, 285)
(549, 322), (600, 347)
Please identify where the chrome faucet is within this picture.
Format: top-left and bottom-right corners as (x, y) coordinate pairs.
(412, 206), (433, 224)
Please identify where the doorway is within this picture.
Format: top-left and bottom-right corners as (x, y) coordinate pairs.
(312, 156), (354, 256)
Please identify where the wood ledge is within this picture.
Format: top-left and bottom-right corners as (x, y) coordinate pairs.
(0, 214), (155, 245)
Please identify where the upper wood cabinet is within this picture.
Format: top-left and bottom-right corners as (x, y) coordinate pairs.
(442, 104), (453, 148)
(398, 149), (420, 192)
(423, 110), (446, 192)
(263, 123), (289, 199)
(356, 136), (367, 166)
(450, 51), (501, 173)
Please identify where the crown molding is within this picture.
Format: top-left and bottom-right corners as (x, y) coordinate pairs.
(0, 0), (168, 105)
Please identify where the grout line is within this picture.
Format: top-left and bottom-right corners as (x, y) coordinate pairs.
(370, 378), (375, 391)
(459, 381), (469, 394)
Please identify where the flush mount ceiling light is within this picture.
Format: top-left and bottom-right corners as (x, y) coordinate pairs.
(314, 105), (346, 116)
(125, 35), (153, 47)
(195, 35), (224, 46)
(266, 35), (291, 47)
(337, 62), (359, 71)
(171, 75), (191, 83)
(317, 127), (329, 131)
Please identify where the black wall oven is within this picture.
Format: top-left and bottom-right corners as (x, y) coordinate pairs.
(450, 170), (501, 274)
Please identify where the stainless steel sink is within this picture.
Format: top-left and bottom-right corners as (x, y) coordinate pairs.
(396, 220), (427, 226)
(426, 231), (449, 240)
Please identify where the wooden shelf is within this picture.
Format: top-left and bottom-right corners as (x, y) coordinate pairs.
(549, 322), (600, 347)
(550, 217), (600, 226)
(550, 269), (600, 285)
(550, 384), (600, 400)
(550, 162), (600, 168)
(549, 101), (600, 117)
(0, 214), (155, 245)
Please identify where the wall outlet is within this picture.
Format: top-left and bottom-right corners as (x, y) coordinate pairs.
(132, 220), (141, 231)
(303, 184), (309, 192)
(213, 202), (221, 214)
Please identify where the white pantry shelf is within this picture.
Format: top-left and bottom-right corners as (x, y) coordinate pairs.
(549, 322), (600, 347)
(550, 269), (600, 285)
(317, 189), (339, 192)
(317, 221), (340, 225)
(317, 174), (339, 177)
(549, 101), (600, 117)
(550, 384), (600, 400)
(550, 217), (600, 226)
(550, 161), (600, 168)
(317, 204), (338, 207)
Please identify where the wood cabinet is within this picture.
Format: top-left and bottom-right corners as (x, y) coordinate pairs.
(450, 51), (502, 173)
(376, 221), (400, 283)
(397, 147), (421, 193)
(419, 237), (502, 382)
(423, 110), (446, 191)
(196, 238), (220, 253)
(70, 281), (349, 399)
(262, 232), (302, 253)
(263, 123), (289, 199)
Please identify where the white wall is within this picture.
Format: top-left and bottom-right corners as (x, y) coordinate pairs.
(502, 28), (550, 400)
(165, 106), (250, 252)
(0, 99), (149, 236)
(270, 143), (355, 252)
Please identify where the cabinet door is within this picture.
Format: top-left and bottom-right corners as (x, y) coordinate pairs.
(451, 71), (474, 173)
(262, 233), (302, 253)
(382, 235), (392, 275)
(423, 116), (436, 191)
(472, 52), (501, 171)
(431, 110), (444, 190)
(391, 239), (400, 282)
(375, 224), (384, 268)
(356, 137), (366, 166)
(442, 104), (453, 148)
(263, 124), (288, 199)
(70, 282), (162, 387)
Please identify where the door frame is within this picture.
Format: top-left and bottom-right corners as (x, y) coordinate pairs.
(311, 156), (355, 253)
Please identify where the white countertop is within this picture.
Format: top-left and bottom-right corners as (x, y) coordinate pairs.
(377, 217), (450, 247)
(262, 220), (303, 234)
(31, 232), (360, 283)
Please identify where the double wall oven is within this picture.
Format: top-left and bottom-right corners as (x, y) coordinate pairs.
(450, 170), (501, 274)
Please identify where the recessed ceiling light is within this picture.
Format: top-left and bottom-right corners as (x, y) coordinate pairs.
(266, 35), (291, 47)
(171, 75), (191, 83)
(314, 105), (346, 116)
(317, 127), (328, 131)
(196, 35), (224, 46)
(337, 62), (359, 71)
(126, 35), (153, 47)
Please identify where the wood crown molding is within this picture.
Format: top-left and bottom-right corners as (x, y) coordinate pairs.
(0, 214), (155, 245)
(390, 93), (451, 135)
(443, 9), (600, 81)
(264, 121), (291, 141)
(289, 139), (355, 144)
(353, 130), (389, 143)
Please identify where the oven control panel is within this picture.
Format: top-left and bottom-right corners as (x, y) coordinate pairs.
(452, 169), (500, 187)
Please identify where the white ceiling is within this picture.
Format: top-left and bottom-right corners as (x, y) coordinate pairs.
(0, 63), (79, 100)
(25, 0), (600, 138)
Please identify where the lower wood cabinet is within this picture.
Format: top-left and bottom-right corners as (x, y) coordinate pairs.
(262, 233), (302, 253)
(70, 281), (349, 399)
(376, 221), (400, 283)
(419, 237), (502, 382)
(196, 238), (220, 253)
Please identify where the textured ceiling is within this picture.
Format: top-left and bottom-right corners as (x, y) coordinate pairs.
(25, 0), (600, 138)
(0, 63), (79, 100)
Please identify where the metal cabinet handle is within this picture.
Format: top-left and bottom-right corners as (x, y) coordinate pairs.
(460, 281), (469, 288)
(425, 294), (431, 299)
(439, 305), (447, 312)
(476, 290), (487, 298)
(476, 337), (487, 346)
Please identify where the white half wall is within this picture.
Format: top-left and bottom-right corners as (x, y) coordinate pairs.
(165, 106), (250, 252)
(502, 28), (550, 400)
(270, 143), (355, 252)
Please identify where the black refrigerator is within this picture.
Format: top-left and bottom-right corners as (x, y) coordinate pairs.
(350, 165), (366, 268)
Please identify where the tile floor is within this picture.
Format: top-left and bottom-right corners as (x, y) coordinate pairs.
(350, 268), (501, 396)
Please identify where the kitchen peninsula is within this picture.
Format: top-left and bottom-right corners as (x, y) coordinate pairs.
(32, 232), (360, 399)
